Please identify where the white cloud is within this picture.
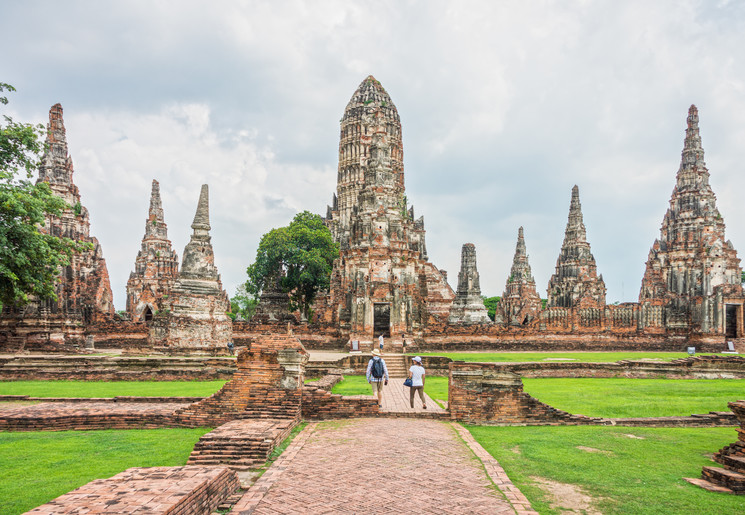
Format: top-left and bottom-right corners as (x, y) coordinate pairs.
(3, 0), (745, 308)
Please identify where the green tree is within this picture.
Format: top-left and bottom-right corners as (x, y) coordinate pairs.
(246, 211), (339, 318)
(0, 83), (79, 306)
(481, 295), (501, 321)
(229, 284), (258, 321)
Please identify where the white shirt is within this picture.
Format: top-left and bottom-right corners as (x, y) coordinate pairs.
(409, 365), (425, 387)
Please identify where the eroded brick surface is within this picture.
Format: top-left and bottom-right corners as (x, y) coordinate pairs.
(0, 401), (187, 431)
(234, 418), (517, 514)
(27, 465), (239, 514)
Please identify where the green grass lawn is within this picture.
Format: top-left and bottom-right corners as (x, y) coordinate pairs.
(523, 378), (745, 418)
(0, 427), (211, 514)
(331, 375), (449, 403)
(413, 352), (725, 362)
(0, 380), (227, 398)
(466, 425), (742, 514)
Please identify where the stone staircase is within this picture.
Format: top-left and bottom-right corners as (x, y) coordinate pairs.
(187, 418), (297, 471)
(685, 400), (745, 494)
(1, 336), (25, 354)
(383, 354), (410, 378)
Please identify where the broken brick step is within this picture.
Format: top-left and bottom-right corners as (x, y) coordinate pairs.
(702, 466), (745, 492)
(715, 454), (745, 473)
(683, 477), (735, 494)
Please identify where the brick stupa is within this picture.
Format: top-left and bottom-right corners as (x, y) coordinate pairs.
(149, 184), (231, 351)
(320, 77), (454, 347)
(547, 185), (606, 309)
(126, 180), (179, 322)
(495, 227), (542, 325)
(639, 105), (745, 334)
(0, 104), (114, 351)
(448, 243), (490, 324)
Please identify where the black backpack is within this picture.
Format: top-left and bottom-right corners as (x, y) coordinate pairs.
(371, 358), (384, 379)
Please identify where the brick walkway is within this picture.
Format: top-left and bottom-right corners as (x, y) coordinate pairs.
(233, 418), (534, 514)
(379, 379), (447, 415)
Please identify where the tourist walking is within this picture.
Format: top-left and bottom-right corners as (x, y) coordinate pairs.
(408, 356), (426, 409)
(366, 348), (389, 408)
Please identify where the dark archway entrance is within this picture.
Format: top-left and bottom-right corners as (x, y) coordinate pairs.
(144, 306), (154, 322)
(725, 304), (739, 339)
(373, 303), (391, 338)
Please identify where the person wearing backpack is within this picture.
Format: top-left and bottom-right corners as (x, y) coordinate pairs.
(366, 348), (389, 408)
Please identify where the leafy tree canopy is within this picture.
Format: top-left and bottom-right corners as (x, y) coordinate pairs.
(246, 211), (339, 318)
(481, 295), (501, 321)
(229, 284), (258, 321)
(0, 83), (80, 306)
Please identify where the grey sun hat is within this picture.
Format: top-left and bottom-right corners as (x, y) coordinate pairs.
(412, 356), (422, 363)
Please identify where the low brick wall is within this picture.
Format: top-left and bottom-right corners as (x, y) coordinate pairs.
(0, 355), (236, 381)
(301, 384), (379, 420)
(448, 362), (603, 426)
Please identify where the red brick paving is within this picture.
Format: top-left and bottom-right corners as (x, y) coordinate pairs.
(27, 465), (239, 514)
(379, 379), (447, 415)
(234, 418), (530, 514)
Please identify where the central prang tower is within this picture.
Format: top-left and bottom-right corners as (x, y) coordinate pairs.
(324, 76), (454, 348)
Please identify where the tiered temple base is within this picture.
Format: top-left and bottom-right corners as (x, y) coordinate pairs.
(685, 400), (745, 494)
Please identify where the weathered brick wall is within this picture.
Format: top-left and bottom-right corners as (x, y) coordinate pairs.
(301, 384), (379, 420)
(232, 320), (345, 350)
(86, 319), (148, 349)
(448, 362), (603, 425)
(174, 333), (308, 427)
(0, 355), (236, 381)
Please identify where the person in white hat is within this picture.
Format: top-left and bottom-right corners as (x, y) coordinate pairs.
(366, 348), (389, 407)
(408, 356), (426, 409)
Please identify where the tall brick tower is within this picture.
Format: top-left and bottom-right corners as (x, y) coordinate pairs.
(496, 227), (542, 325)
(1, 104), (114, 350)
(547, 185), (606, 309)
(126, 180), (179, 322)
(639, 105), (744, 335)
(326, 76), (404, 245)
(322, 77), (454, 348)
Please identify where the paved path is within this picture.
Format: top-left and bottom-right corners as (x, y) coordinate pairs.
(233, 418), (536, 514)
(379, 378), (447, 415)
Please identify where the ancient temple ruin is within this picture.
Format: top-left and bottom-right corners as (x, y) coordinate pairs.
(547, 185), (606, 310)
(448, 244), (490, 324)
(149, 185), (231, 350)
(495, 227), (542, 326)
(639, 105), (745, 336)
(0, 104), (114, 351)
(322, 77), (454, 347)
(125, 180), (179, 322)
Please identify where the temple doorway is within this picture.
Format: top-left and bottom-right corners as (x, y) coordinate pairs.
(144, 306), (154, 322)
(373, 303), (391, 338)
(725, 304), (739, 339)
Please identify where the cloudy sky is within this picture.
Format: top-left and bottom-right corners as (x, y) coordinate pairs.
(3, 0), (745, 309)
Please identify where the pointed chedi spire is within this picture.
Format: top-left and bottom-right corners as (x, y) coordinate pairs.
(37, 103), (79, 205)
(496, 226), (541, 325)
(191, 184), (211, 234)
(639, 105), (743, 333)
(126, 179), (179, 321)
(145, 179), (168, 240)
(508, 226), (535, 284)
(448, 243), (490, 324)
(547, 186), (606, 308)
(180, 184), (218, 280)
